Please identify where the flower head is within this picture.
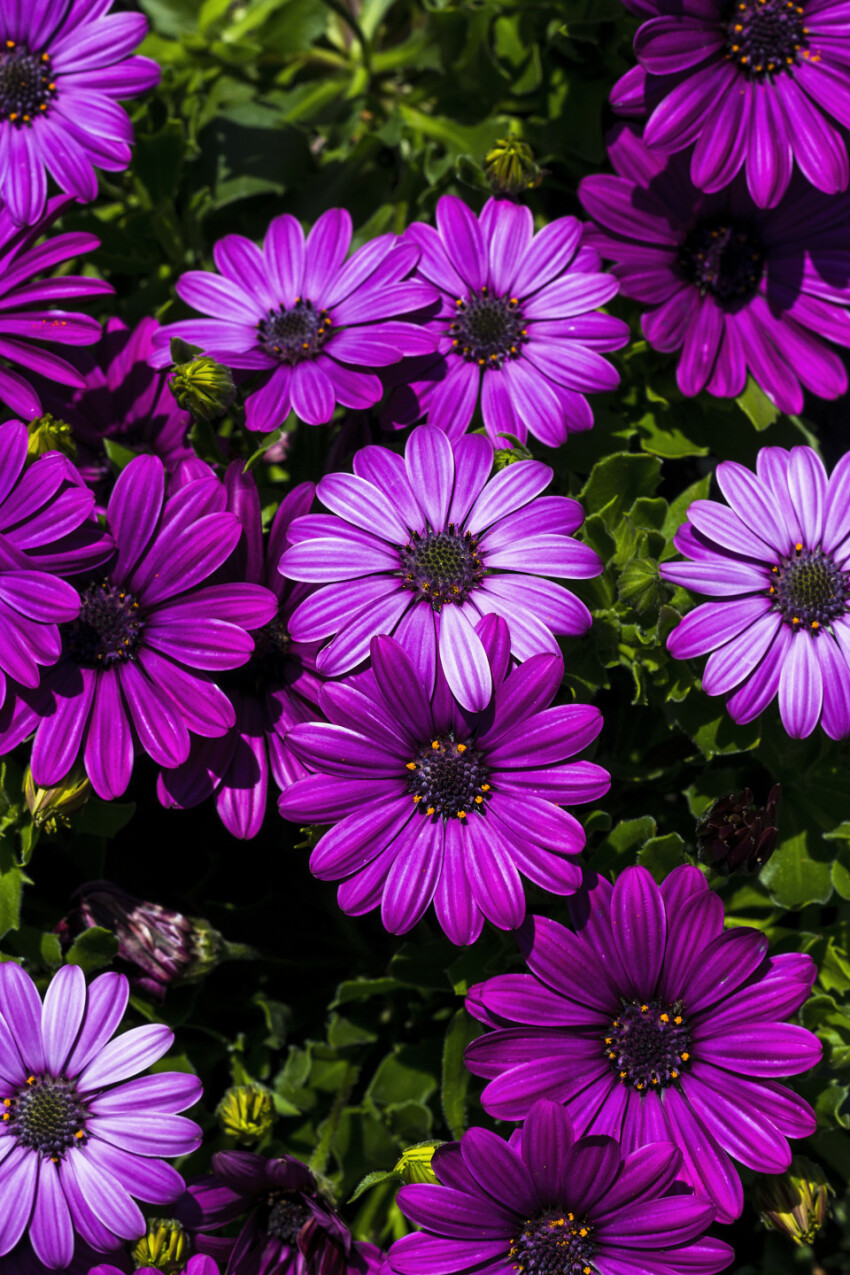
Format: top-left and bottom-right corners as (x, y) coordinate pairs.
(580, 125), (850, 414)
(483, 137), (544, 197)
(660, 445), (850, 739)
(150, 211), (438, 432)
(279, 619), (609, 943)
(465, 864), (821, 1222)
(0, 963), (202, 1269)
(0, 0), (160, 225)
(753, 1155), (833, 1246)
(383, 195), (628, 447)
(279, 425), (601, 712)
(389, 1098), (734, 1275)
(216, 1086), (275, 1144)
(168, 353), (235, 422)
(695, 784), (781, 874)
(93, 1257), (215, 1275)
(612, 0), (850, 209)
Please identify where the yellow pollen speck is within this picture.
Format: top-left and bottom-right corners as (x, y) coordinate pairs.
(671, 1069), (678, 1078)
(680, 1051), (690, 1062)
(674, 1015), (682, 1025)
(457, 810), (467, 819)
(481, 783), (491, 791)
(792, 616), (800, 625)
(406, 762), (417, 770)
(474, 795), (484, 804)
(640, 1004), (649, 1013)
(605, 1037), (613, 1044)
(619, 1070), (627, 1079)
(75, 1130), (84, 1139)
(796, 542), (803, 552)
(27, 1076), (35, 1085)
(431, 740), (440, 750)
(413, 794), (422, 803)
(812, 620), (820, 629)
(426, 806), (435, 816)
(660, 1013), (669, 1023)
(457, 743), (467, 752)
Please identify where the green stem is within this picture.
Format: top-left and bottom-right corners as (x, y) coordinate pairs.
(322, 0), (372, 74)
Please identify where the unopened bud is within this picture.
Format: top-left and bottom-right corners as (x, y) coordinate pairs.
(754, 1156), (833, 1246)
(131, 1218), (189, 1273)
(169, 353), (235, 422)
(483, 137), (543, 198)
(493, 440), (534, 471)
(24, 764), (90, 833)
(394, 1141), (444, 1185)
(695, 784), (780, 875)
(217, 1084), (275, 1143)
(26, 413), (76, 461)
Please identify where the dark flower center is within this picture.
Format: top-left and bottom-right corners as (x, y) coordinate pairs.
(678, 219), (765, 303)
(266, 1194), (311, 1245)
(63, 579), (144, 668)
(724, 0), (809, 78)
(221, 611), (292, 696)
(407, 734), (491, 821)
(450, 287), (528, 368)
(0, 42), (57, 126)
(605, 999), (691, 1091)
(257, 299), (331, 364)
(510, 1212), (595, 1275)
(2, 1074), (88, 1157)
(398, 525), (485, 610)
(770, 544), (849, 630)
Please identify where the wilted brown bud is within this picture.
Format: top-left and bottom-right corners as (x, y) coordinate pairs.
(695, 784), (780, 874)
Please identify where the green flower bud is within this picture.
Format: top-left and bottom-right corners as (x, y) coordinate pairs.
(492, 433), (534, 471)
(26, 414), (76, 462)
(24, 764), (91, 833)
(169, 355), (235, 421)
(754, 1156), (833, 1246)
(394, 1141), (444, 1185)
(217, 1084), (276, 1143)
(483, 137), (543, 198)
(131, 1218), (189, 1273)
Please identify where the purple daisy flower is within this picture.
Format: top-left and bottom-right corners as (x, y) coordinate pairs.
(383, 196), (629, 448)
(35, 317), (193, 505)
(94, 1260), (214, 1275)
(1, 1237), (129, 1274)
(464, 864), (821, 1223)
(390, 1098), (734, 1275)
(0, 0), (160, 226)
(176, 1149), (383, 1275)
(0, 454), (278, 800)
(661, 444), (850, 739)
(158, 465), (324, 839)
(0, 962), (202, 1269)
(580, 124), (850, 413)
(0, 194), (112, 417)
(278, 619), (609, 944)
(278, 426), (601, 712)
(149, 211), (438, 432)
(612, 0), (850, 209)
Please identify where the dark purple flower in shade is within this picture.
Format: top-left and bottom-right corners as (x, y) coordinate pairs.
(93, 1259), (215, 1275)
(149, 211), (438, 432)
(34, 317), (193, 504)
(2, 1239), (130, 1274)
(661, 445), (850, 739)
(278, 426), (601, 712)
(0, 0), (160, 226)
(612, 0), (850, 209)
(464, 864), (821, 1223)
(157, 466), (323, 838)
(279, 619), (609, 944)
(580, 124), (850, 414)
(390, 1098), (734, 1275)
(384, 196), (629, 448)
(0, 962), (202, 1269)
(176, 1149), (383, 1275)
(0, 194), (112, 416)
(0, 454), (278, 799)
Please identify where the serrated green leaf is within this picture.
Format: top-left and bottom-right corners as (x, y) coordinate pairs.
(580, 453), (662, 529)
(348, 1169), (401, 1203)
(65, 926), (119, 972)
(441, 1009), (481, 1140)
(637, 833), (688, 882)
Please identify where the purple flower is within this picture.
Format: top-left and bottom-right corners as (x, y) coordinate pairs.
(150, 211), (438, 432)
(612, 0), (850, 209)
(384, 195), (628, 447)
(0, 0), (160, 226)
(34, 317), (193, 504)
(158, 465), (324, 839)
(279, 619), (609, 944)
(0, 962), (202, 1268)
(580, 123), (850, 414)
(0, 454), (278, 799)
(464, 864), (821, 1223)
(0, 1238), (129, 1274)
(93, 1261), (214, 1275)
(278, 426), (601, 712)
(177, 1149), (381, 1275)
(660, 444), (850, 739)
(390, 1098), (734, 1275)
(0, 194), (112, 416)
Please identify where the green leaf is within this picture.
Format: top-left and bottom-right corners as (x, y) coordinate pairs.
(760, 831), (834, 911)
(637, 833), (688, 883)
(251, 992), (290, 1050)
(366, 1045), (440, 1109)
(5, 926), (63, 968)
(0, 844), (26, 941)
(580, 453), (662, 529)
(72, 799), (136, 839)
(441, 1009), (481, 1140)
(65, 926), (119, 973)
(618, 557), (668, 616)
(102, 438), (137, 473)
(736, 377), (780, 431)
(348, 1169), (401, 1203)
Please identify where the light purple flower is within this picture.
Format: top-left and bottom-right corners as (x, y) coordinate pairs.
(612, 0), (850, 209)
(384, 195), (629, 447)
(93, 1260), (215, 1275)
(150, 211), (438, 432)
(0, 0), (160, 226)
(279, 619), (609, 944)
(0, 963), (202, 1269)
(661, 444), (850, 739)
(278, 426), (601, 712)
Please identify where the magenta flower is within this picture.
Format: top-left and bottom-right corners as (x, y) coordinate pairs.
(150, 211), (438, 432)
(279, 426), (601, 712)
(580, 124), (850, 414)
(0, 963), (201, 1269)
(94, 1261), (214, 1275)
(279, 619), (609, 944)
(612, 0), (850, 209)
(384, 195), (628, 447)
(465, 865), (821, 1223)
(661, 444), (850, 739)
(0, 0), (160, 226)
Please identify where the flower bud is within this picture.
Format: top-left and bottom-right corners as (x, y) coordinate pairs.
(492, 438), (534, 470)
(695, 784), (780, 875)
(24, 764), (91, 833)
(131, 1218), (189, 1273)
(394, 1141), (444, 1185)
(26, 413), (76, 461)
(754, 1156), (833, 1246)
(483, 137), (543, 197)
(217, 1084), (276, 1143)
(169, 354), (235, 421)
